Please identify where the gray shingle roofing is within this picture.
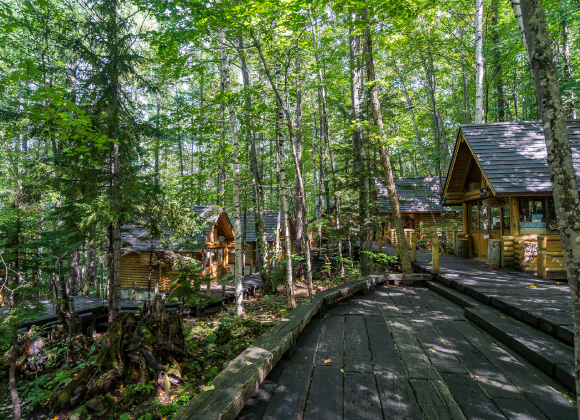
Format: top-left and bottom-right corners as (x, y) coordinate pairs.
(121, 205), (225, 253)
(455, 121), (580, 194)
(241, 212), (287, 242)
(376, 177), (444, 213)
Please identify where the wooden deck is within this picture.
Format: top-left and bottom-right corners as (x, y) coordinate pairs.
(378, 245), (574, 345)
(237, 286), (575, 420)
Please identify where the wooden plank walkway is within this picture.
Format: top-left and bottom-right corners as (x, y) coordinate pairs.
(378, 245), (574, 345)
(237, 286), (576, 420)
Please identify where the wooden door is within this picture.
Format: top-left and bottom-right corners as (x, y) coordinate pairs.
(479, 202), (489, 259)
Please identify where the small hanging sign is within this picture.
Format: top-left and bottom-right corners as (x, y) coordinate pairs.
(483, 197), (508, 208)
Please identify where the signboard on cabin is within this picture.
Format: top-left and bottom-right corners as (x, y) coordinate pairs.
(482, 197), (508, 209)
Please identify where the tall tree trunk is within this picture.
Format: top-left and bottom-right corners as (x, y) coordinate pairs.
(219, 27), (244, 316)
(294, 52), (305, 282)
(155, 90), (161, 185)
(289, 52), (313, 295)
(238, 41), (270, 288)
(107, 0), (122, 323)
(516, 0), (580, 412)
(349, 22), (370, 275)
(362, 7), (413, 273)
(88, 248), (95, 295)
(9, 333), (21, 420)
(475, 0), (484, 123)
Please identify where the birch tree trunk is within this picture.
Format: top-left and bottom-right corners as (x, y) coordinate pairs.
(516, 0), (580, 410)
(362, 7), (413, 273)
(475, 0), (484, 123)
(219, 27), (244, 316)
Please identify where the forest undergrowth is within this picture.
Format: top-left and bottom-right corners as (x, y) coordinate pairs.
(0, 253), (392, 420)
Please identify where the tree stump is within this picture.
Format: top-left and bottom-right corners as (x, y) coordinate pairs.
(486, 239), (501, 269)
(457, 239), (469, 259)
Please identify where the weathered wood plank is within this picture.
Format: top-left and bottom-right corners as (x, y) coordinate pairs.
(440, 372), (506, 419)
(344, 316), (373, 373)
(402, 313), (468, 374)
(288, 317), (324, 365)
(303, 366), (343, 420)
(343, 372), (383, 420)
(410, 379), (467, 420)
(386, 317), (438, 379)
(431, 319), (523, 400)
(493, 398), (549, 420)
(262, 363), (313, 420)
(449, 320), (576, 420)
(365, 316), (406, 375)
(236, 362), (286, 420)
(327, 298), (363, 316)
(315, 315), (345, 367)
(375, 373), (422, 420)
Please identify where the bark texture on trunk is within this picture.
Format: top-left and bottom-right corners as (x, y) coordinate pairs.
(362, 7), (413, 273)
(349, 24), (370, 275)
(9, 333), (21, 420)
(219, 27), (244, 316)
(475, 0), (484, 123)
(516, 0), (580, 407)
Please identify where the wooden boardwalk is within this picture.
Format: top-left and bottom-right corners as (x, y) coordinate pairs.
(379, 245), (574, 345)
(237, 286), (575, 420)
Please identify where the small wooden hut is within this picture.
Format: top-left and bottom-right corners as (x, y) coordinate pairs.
(375, 177), (463, 246)
(442, 121), (580, 278)
(241, 212), (296, 274)
(120, 205), (235, 297)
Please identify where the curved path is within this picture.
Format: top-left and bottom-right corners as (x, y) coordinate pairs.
(237, 285), (575, 420)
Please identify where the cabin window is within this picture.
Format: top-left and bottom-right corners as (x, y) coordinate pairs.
(490, 207), (501, 231)
(471, 203), (478, 231)
(519, 198), (546, 234)
(403, 215), (414, 229)
(547, 198), (560, 234)
(140, 253), (157, 265)
(502, 205), (510, 232)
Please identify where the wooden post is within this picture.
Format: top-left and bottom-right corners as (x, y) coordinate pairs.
(378, 222), (383, 252)
(432, 234), (440, 273)
(537, 235), (547, 279)
(131, 279), (136, 302)
(411, 232), (418, 263)
(462, 202), (469, 235)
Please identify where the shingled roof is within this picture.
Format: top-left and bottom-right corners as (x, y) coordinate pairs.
(121, 205), (227, 253)
(447, 121), (580, 195)
(241, 213), (289, 242)
(376, 177), (444, 213)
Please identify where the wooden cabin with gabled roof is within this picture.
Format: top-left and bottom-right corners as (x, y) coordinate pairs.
(375, 177), (463, 247)
(442, 121), (580, 278)
(241, 212), (296, 274)
(120, 205), (235, 297)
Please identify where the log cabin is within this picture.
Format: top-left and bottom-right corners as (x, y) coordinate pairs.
(441, 121), (580, 278)
(375, 177), (463, 248)
(241, 212), (296, 274)
(119, 205), (235, 298)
